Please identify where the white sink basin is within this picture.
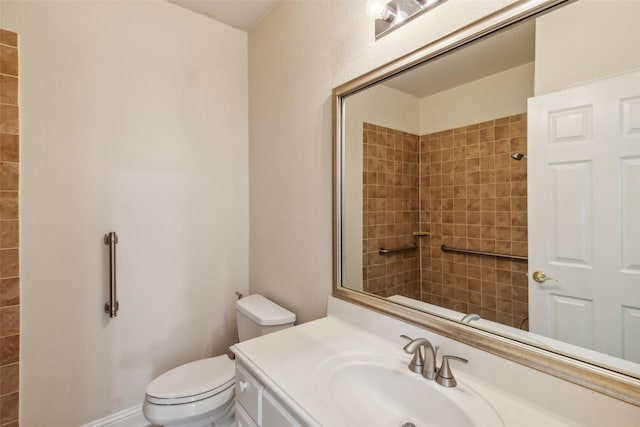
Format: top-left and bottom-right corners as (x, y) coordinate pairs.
(315, 351), (504, 427)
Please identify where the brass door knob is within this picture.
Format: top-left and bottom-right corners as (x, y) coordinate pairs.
(532, 271), (558, 283)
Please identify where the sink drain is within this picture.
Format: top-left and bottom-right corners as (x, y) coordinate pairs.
(401, 423), (417, 427)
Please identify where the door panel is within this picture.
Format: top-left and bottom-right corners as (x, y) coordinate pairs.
(529, 72), (640, 362)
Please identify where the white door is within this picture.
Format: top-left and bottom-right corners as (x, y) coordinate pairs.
(528, 72), (640, 362)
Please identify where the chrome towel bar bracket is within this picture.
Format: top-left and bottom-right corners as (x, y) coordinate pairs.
(104, 232), (119, 318)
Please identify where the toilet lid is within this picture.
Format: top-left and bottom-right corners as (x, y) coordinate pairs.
(146, 355), (235, 404)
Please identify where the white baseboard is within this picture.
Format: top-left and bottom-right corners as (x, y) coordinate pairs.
(80, 405), (152, 427)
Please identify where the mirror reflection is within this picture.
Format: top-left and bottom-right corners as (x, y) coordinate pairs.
(339, 1), (640, 377)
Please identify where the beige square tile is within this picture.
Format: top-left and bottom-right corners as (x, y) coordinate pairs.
(512, 242), (528, 257)
(511, 211), (527, 227)
(510, 164), (527, 182)
(480, 127), (496, 144)
(479, 141), (495, 157)
(510, 181), (527, 197)
(479, 170), (494, 184)
(494, 116), (510, 126)
(510, 136), (527, 152)
(495, 212), (511, 227)
(0, 30), (18, 47)
(0, 135), (18, 162)
(480, 155), (495, 170)
(495, 240), (512, 254)
(453, 133), (466, 147)
(496, 280), (512, 297)
(0, 334), (18, 365)
(0, 249), (18, 278)
(510, 113), (527, 123)
(0, 45), (18, 77)
(495, 182), (510, 197)
(466, 130), (479, 144)
(480, 239), (496, 252)
(0, 162), (18, 191)
(510, 120), (527, 137)
(0, 306), (18, 336)
(0, 390), (19, 424)
(497, 297), (513, 314)
(495, 226), (511, 241)
(482, 294), (497, 310)
(0, 76), (18, 106)
(466, 143), (480, 158)
(496, 197), (510, 211)
(467, 211), (481, 225)
(479, 281), (496, 299)
(480, 198), (496, 212)
(480, 183), (495, 198)
(478, 120), (494, 129)
(0, 105), (18, 135)
(0, 278), (18, 307)
(495, 125), (509, 140)
(0, 362), (18, 394)
(513, 301), (528, 318)
(0, 220), (18, 249)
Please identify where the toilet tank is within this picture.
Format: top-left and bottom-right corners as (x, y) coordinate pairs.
(236, 294), (296, 342)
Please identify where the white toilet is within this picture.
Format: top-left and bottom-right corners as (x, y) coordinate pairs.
(142, 294), (296, 427)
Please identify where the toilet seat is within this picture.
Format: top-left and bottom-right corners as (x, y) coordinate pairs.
(145, 355), (235, 406)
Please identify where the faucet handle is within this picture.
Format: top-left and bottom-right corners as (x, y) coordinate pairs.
(436, 355), (468, 388)
(402, 337), (429, 374)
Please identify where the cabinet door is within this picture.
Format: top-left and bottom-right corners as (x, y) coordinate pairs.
(236, 403), (259, 427)
(236, 365), (263, 424)
(262, 390), (301, 427)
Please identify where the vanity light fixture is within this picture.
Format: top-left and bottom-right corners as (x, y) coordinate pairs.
(366, 0), (446, 39)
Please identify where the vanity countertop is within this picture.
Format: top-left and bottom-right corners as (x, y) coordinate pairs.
(232, 315), (579, 427)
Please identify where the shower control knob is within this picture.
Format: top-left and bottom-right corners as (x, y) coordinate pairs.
(532, 271), (558, 283)
(238, 381), (248, 393)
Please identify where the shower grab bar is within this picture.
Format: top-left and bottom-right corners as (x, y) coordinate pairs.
(440, 244), (527, 261)
(104, 232), (119, 318)
(379, 244), (418, 255)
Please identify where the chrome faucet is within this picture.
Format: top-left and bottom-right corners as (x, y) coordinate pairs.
(401, 336), (439, 380)
(461, 313), (481, 323)
(436, 355), (468, 387)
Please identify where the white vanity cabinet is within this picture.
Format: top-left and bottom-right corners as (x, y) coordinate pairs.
(235, 362), (302, 427)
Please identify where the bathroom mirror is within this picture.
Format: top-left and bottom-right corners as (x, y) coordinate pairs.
(333, 0), (640, 405)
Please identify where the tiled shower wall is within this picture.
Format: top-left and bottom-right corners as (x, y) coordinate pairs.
(0, 29), (20, 426)
(362, 114), (528, 329)
(420, 115), (529, 329)
(362, 123), (420, 299)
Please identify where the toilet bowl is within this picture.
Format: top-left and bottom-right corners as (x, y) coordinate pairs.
(143, 294), (296, 427)
(143, 356), (235, 427)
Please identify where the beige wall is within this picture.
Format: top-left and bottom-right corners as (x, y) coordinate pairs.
(535, 0), (640, 95)
(1, 1), (248, 425)
(419, 62), (533, 134)
(248, 0), (519, 323)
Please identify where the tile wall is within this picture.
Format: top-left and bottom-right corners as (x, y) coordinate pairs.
(362, 123), (420, 299)
(362, 114), (528, 329)
(0, 28), (19, 427)
(419, 115), (529, 328)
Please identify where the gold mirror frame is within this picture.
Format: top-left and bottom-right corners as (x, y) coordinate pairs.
(332, 0), (640, 407)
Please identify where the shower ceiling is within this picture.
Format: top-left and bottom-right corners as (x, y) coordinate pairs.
(383, 20), (535, 98)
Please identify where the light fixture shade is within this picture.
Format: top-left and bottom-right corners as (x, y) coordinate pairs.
(368, 0), (447, 39)
(365, 0), (390, 20)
